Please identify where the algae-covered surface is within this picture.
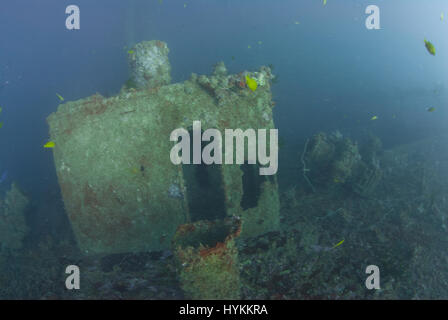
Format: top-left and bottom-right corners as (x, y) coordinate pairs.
(3, 133), (448, 300)
(2, 1), (448, 300)
(46, 65), (279, 255)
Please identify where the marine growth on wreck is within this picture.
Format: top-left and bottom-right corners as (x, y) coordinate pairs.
(1, 1), (448, 302)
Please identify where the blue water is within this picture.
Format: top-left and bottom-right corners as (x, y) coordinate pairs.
(1, 0), (447, 199)
(1, 0), (448, 299)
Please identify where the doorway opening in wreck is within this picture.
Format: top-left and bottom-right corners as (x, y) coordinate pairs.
(181, 128), (227, 222)
(240, 162), (266, 210)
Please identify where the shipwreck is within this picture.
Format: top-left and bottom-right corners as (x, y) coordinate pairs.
(47, 40), (280, 255)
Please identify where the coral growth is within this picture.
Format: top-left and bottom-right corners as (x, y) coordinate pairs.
(0, 183), (29, 250)
(195, 63), (275, 107)
(128, 40), (171, 89)
(173, 217), (242, 299)
(303, 131), (380, 192)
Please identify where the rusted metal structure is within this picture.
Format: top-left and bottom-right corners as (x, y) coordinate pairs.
(47, 41), (280, 255)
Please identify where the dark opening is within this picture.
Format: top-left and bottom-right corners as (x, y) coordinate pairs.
(240, 163), (265, 210)
(181, 129), (227, 221)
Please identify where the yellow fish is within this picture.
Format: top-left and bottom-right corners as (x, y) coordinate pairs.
(332, 239), (344, 249)
(294, 21), (300, 25)
(441, 12), (444, 21)
(371, 116), (378, 120)
(0, 122), (3, 129)
(427, 107), (436, 112)
(247, 45), (251, 49)
(245, 75), (258, 92)
(0, 106), (2, 113)
(323, 0), (327, 6)
(424, 39), (436, 55)
(44, 141), (55, 148)
(128, 50), (135, 55)
(56, 93), (64, 102)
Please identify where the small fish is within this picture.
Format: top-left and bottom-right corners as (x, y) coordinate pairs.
(231, 56), (235, 61)
(424, 39), (436, 55)
(128, 50), (135, 55)
(247, 45), (251, 49)
(392, 114), (397, 119)
(184, 3), (187, 8)
(332, 239), (344, 249)
(258, 41), (263, 45)
(0, 106), (2, 113)
(245, 75), (258, 92)
(294, 21), (300, 25)
(441, 12), (444, 21)
(0, 122), (3, 129)
(334, 178), (341, 183)
(44, 141), (55, 148)
(427, 107), (436, 112)
(371, 116), (378, 120)
(56, 93), (64, 102)
(323, 0), (327, 6)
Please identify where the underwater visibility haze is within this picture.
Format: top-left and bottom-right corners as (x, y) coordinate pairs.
(1, 0), (448, 300)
